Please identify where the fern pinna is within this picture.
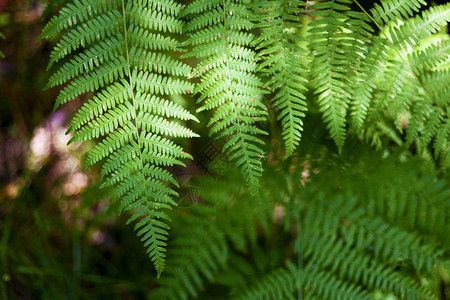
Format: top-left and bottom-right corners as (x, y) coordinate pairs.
(39, 0), (450, 287)
(357, 2), (450, 164)
(40, 0), (197, 276)
(182, 0), (268, 195)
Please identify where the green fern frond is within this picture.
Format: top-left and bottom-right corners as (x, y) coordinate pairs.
(309, 0), (353, 151)
(341, 11), (375, 131)
(337, 150), (449, 246)
(285, 148), (447, 299)
(147, 143), (447, 299)
(43, 0), (198, 276)
(183, 0), (268, 195)
(389, 3), (450, 50)
(252, 0), (309, 158)
(364, 7), (450, 158)
(350, 37), (388, 130)
(371, 0), (427, 25)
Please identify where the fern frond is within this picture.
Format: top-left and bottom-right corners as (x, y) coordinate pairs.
(183, 0), (268, 195)
(44, 0), (197, 276)
(363, 9), (450, 158)
(350, 37), (388, 130)
(371, 0), (427, 25)
(148, 144), (447, 299)
(239, 262), (297, 300)
(252, 0), (309, 157)
(282, 147), (447, 299)
(389, 3), (450, 50)
(309, 0), (353, 151)
(348, 3), (449, 158)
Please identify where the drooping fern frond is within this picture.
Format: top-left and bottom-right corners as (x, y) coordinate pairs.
(252, 0), (309, 158)
(42, 0), (198, 276)
(147, 138), (448, 299)
(349, 36), (388, 130)
(389, 3), (450, 50)
(346, 2), (450, 164)
(309, 0), (350, 150)
(182, 0), (268, 195)
(309, 0), (374, 151)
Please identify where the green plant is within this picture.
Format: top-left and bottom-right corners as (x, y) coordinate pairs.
(40, 0), (198, 276)
(154, 145), (448, 299)
(40, 0), (449, 298)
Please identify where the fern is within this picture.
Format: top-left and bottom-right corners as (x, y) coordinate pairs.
(147, 143), (448, 299)
(245, 145), (447, 299)
(389, 4), (450, 50)
(40, 0), (450, 289)
(371, 0), (427, 25)
(252, 0), (309, 157)
(182, 0), (268, 195)
(42, 0), (197, 276)
(346, 2), (450, 164)
(309, 0), (355, 150)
